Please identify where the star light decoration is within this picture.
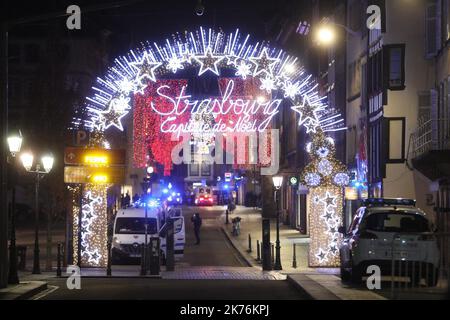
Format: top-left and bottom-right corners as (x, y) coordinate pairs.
(77, 27), (346, 136)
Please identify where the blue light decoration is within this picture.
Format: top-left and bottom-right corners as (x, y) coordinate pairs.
(72, 27), (346, 136)
(162, 188), (169, 194)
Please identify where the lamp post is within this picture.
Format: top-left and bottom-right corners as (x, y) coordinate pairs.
(7, 132), (22, 284)
(20, 152), (54, 274)
(272, 176), (283, 271)
(314, 19), (360, 46)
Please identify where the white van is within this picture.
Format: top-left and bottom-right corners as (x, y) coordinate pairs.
(111, 205), (185, 264)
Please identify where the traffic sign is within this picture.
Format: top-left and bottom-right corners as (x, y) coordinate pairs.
(64, 147), (126, 166)
(289, 176), (299, 186)
(64, 166), (126, 184)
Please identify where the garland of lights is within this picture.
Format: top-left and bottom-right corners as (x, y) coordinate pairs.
(75, 27), (346, 173)
(72, 27), (349, 267)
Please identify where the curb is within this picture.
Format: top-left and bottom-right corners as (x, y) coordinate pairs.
(286, 275), (315, 300)
(1, 281), (49, 300)
(220, 226), (254, 268)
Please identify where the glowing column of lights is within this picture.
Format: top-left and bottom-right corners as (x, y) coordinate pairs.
(307, 186), (343, 267)
(81, 184), (109, 267)
(71, 184), (109, 267)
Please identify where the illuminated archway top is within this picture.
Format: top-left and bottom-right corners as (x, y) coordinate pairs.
(74, 27), (345, 134)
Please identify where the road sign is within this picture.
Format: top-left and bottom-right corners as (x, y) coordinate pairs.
(289, 176), (299, 186)
(64, 147), (126, 166)
(64, 166), (126, 184)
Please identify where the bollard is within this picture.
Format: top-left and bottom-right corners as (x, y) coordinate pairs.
(247, 234), (252, 253)
(140, 244), (146, 276)
(106, 239), (112, 276)
(56, 243), (62, 277)
(225, 210), (229, 225)
(256, 240), (261, 262)
(292, 243), (297, 269)
(271, 243), (275, 266)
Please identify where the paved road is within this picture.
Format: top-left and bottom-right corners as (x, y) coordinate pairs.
(37, 277), (306, 300)
(181, 206), (245, 267)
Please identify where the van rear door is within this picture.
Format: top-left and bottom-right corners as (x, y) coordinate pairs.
(173, 216), (185, 256)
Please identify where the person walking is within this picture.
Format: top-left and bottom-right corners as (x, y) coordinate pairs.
(191, 213), (202, 245)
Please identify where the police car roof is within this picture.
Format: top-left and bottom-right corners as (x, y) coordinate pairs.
(116, 207), (160, 218)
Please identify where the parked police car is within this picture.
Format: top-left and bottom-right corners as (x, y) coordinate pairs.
(339, 198), (439, 285)
(111, 204), (185, 264)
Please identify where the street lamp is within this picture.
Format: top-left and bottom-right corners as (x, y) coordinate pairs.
(314, 20), (360, 46)
(21, 152), (54, 274)
(7, 132), (22, 284)
(272, 175), (283, 270)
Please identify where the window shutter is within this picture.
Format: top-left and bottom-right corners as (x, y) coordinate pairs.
(437, 0), (443, 50)
(426, 2), (438, 58)
(431, 88), (439, 148)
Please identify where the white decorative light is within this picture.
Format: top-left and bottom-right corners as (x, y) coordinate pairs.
(334, 173), (350, 187)
(250, 48), (279, 77)
(167, 56), (185, 73)
(115, 78), (136, 95)
(318, 159), (333, 176)
(316, 147), (330, 158)
(305, 173), (321, 187)
(130, 52), (162, 85)
(193, 47), (224, 76)
(111, 94), (131, 112)
(235, 60), (253, 79)
(259, 76), (276, 93)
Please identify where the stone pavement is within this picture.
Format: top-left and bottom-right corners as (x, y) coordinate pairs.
(221, 206), (386, 300)
(0, 281), (48, 300)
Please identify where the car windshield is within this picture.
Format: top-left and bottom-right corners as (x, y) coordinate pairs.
(361, 211), (430, 233)
(115, 218), (157, 235)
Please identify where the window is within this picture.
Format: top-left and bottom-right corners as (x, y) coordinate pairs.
(384, 117), (406, 163)
(114, 217), (158, 235)
(418, 91), (431, 124)
(426, 1), (441, 58)
(384, 44), (406, 91)
(361, 212), (430, 233)
(189, 164), (199, 176)
(201, 162), (211, 176)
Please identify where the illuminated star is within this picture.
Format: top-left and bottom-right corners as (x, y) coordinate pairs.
(259, 76), (276, 93)
(329, 246), (338, 255)
(320, 192), (337, 209)
(322, 211), (333, 221)
(250, 48), (279, 77)
(130, 52), (162, 83)
(87, 249), (101, 265)
(97, 104), (128, 131)
(316, 249), (327, 262)
(291, 95), (323, 127)
(226, 54), (239, 66)
(193, 47), (224, 76)
(235, 60), (253, 79)
(304, 119), (320, 134)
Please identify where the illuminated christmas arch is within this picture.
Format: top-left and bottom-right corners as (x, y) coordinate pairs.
(72, 27), (349, 267)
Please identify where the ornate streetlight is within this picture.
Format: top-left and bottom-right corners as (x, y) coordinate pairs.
(20, 152), (54, 274)
(272, 175), (283, 270)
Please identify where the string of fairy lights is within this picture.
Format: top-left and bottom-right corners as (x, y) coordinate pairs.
(70, 27), (349, 268)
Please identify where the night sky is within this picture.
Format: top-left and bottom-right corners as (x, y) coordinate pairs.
(5, 0), (311, 54)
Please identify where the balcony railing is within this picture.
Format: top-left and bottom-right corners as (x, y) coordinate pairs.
(412, 119), (450, 159)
